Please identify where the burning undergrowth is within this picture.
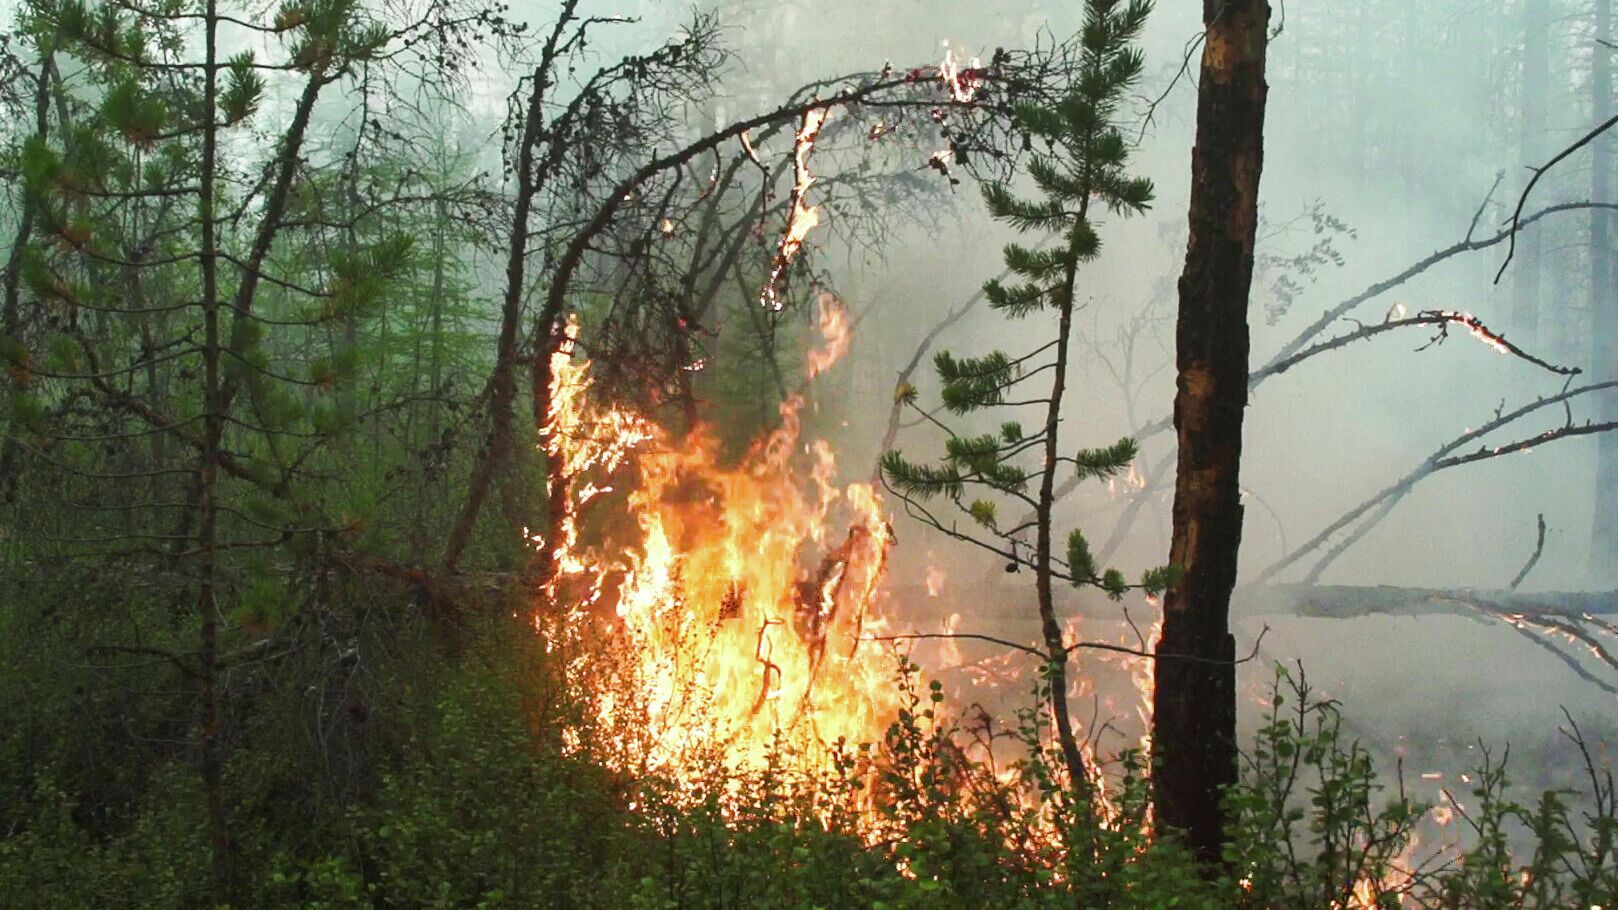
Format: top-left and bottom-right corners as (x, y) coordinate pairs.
(528, 305), (906, 796)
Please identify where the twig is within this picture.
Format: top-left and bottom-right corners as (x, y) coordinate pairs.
(1257, 383), (1618, 584)
(1496, 112), (1618, 282)
(1510, 513), (1548, 591)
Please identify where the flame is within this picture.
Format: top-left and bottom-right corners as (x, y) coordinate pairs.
(938, 43), (984, 103)
(805, 292), (852, 379)
(533, 312), (900, 795)
(761, 107), (831, 311)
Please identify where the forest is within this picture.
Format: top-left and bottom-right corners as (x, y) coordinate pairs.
(1, 0), (1616, 906)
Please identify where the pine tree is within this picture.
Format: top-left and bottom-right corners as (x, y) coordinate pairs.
(881, 0), (1169, 795)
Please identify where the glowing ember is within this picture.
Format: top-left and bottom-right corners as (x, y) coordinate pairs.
(533, 310), (899, 789)
(1436, 309), (1512, 355)
(761, 107), (831, 311)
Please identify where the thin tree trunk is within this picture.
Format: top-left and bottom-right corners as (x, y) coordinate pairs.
(0, 49), (53, 500)
(196, 1), (232, 898)
(1035, 239), (1090, 793)
(1152, 0), (1269, 869)
(442, 64), (548, 574)
(1593, 0), (1618, 585)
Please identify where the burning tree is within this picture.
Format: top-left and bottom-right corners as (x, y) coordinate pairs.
(880, 0), (1171, 797)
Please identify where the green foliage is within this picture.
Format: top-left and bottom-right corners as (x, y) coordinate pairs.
(1072, 436), (1138, 480)
(0, 574), (1613, 908)
(934, 350), (1016, 412)
(882, 0), (1170, 605)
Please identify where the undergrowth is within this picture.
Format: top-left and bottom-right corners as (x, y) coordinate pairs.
(1, 601), (1613, 909)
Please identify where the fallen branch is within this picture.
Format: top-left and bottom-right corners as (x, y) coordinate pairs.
(1254, 382), (1618, 585)
(865, 625), (1269, 666)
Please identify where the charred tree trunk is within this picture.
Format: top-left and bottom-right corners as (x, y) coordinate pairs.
(1152, 0), (1269, 869)
(1514, 0), (1550, 344)
(1593, 0), (1618, 585)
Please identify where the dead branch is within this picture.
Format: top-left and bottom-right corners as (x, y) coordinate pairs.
(1254, 382), (1618, 585)
(1235, 584), (1618, 619)
(1044, 301), (1582, 539)
(1510, 513), (1548, 591)
(1495, 112), (1618, 282)
(1271, 199), (1618, 370)
(872, 269), (1008, 483)
(865, 625), (1269, 666)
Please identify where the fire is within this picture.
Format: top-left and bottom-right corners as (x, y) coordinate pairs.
(533, 310), (899, 791)
(938, 42), (985, 103)
(761, 107), (831, 311)
(805, 292), (851, 379)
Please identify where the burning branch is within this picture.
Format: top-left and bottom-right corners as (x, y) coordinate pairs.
(760, 107), (831, 311)
(1434, 595), (1618, 696)
(1265, 309), (1580, 380)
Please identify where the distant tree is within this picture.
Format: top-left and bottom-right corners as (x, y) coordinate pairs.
(1592, 0), (1618, 584)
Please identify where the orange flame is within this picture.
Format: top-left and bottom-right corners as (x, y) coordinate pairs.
(533, 312), (900, 791)
(805, 292), (852, 379)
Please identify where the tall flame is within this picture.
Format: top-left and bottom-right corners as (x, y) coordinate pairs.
(535, 310), (898, 787)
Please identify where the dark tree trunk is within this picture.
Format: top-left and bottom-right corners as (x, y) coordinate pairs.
(1152, 0), (1269, 869)
(443, 64), (547, 574)
(1592, 0), (1618, 585)
(196, 1), (232, 899)
(0, 50), (52, 501)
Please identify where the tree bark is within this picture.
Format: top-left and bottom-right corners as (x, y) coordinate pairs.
(1152, 0), (1269, 869)
(196, 1), (232, 899)
(1035, 235), (1091, 795)
(1592, 0), (1618, 585)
